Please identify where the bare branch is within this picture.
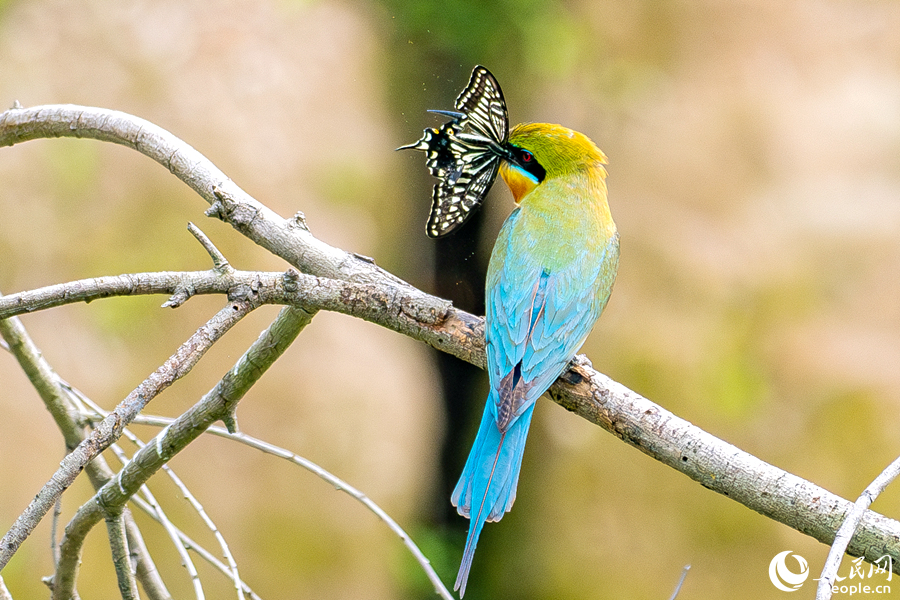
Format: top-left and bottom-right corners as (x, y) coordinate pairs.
(0, 270), (275, 317)
(104, 511), (139, 600)
(548, 357), (900, 572)
(134, 485), (204, 600)
(4, 103), (900, 581)
(0, 104), (409, 288)
(0, 300), (257, 571)
(0, 295), (171, 599)
(51, 306), (310, 600)
(127, 494), (263, 600)
(816, 454), (900, 598)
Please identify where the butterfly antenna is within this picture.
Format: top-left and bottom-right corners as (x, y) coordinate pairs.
(427, 109), (467, 120)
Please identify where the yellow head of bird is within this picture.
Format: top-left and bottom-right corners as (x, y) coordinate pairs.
(499, 122), (608, 203)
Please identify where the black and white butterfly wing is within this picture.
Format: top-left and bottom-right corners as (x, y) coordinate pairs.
(454, 65), (508, 145)
(426, 143), (501, 237)
(399, 65), (510, 238)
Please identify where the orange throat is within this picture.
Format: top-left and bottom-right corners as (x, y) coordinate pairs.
(499, 161), (538, 204)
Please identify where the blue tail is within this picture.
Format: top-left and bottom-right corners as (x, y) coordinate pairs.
(451, 392), (536, 596)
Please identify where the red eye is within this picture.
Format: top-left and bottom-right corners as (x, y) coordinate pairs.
(521, 150), (533, 162)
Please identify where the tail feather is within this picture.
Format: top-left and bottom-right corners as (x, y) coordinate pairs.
(451, 394), (536, 596)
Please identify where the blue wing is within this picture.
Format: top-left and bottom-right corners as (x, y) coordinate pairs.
(486, 209), (618, 428)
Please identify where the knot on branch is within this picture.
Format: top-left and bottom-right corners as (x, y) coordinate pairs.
(289, 211), (309, 231)
(228, 279), (261, 302)
(162, 283), (195, 308)
(207, 185), (259, 231)
(400, 294), (452, 326)
(283, 268), (301, 293)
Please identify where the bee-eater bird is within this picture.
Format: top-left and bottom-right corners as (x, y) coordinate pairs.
(401, 66), (619, 597)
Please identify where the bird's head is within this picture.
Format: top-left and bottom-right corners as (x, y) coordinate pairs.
(499, 123), (608, 203)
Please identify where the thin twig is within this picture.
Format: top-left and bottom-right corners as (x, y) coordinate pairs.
(127, 494), (263, 600)
(159, 464), (243, 600)
(816, 454), (900, 599)
(139, 484), (205, 600)
(188, 222), (230, 272)
(1, 299), (257, 572)
(668, 565), (690, 600)
(125, 414), (456, 600)
(50, 306), (311, 600)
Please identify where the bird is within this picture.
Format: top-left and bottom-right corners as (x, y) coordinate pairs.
(401, 66), (619, 597)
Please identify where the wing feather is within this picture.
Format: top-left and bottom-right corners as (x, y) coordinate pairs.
(487, 221), (619, 429)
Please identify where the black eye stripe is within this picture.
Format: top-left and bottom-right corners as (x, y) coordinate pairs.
(507, 145), (546, 183)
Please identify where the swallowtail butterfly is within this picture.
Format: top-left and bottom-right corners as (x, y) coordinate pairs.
(399, 66), (510, 238)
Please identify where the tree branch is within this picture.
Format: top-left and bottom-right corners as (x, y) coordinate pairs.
(3, 104), (900, 577)
(0, 297), (171, 599)
(0, 300), (258, 571)
(104, 510), (139, 600)
(51, 306), (311, 600)
(0, 105), (408, 287)
(549, 357), (900, 572)
(0, 269), (471, 365)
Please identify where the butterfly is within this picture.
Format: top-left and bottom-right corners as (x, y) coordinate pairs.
(399, 65), (510, 238)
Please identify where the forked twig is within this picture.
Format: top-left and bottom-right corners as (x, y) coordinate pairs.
(816, 454), (900, 599)
(89, 396), (245, 600)
(126, 414), (456, 600)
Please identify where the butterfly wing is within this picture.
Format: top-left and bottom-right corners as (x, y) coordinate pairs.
(426, 147), (501, 237)
(455, 65), (508, 145)
(399, 65), (510, 238)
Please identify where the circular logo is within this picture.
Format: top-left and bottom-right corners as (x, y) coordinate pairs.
(768, 551), (809, 592)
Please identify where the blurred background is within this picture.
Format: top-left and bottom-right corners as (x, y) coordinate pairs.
(2, 0), (900, 598)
